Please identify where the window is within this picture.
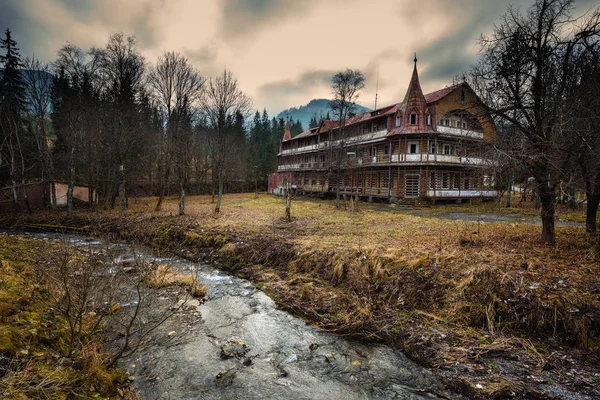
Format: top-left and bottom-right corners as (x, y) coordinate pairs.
(460, 89), (465, 102)
(443, 144), (451, 155)
(372, 124), (378, 132)
(396, 115), (401, 127)
(426, 114), (431, 125)
(408, 142), (419, 154)
(384, 145), (389, 155)
(452, 174), (460, 189)
(429, 173), (436, 189)
(410, 114), (417, 125)
(442, 173), (450, 189)
(429, 142), (436, 154)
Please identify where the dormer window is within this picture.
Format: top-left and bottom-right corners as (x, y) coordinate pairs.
(410, 114), (417, 125)
(426, 114), (431, 126)
(395, 115), (401, 127)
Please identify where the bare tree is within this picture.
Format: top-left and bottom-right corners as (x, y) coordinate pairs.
(200, 70), (251, 213)
(568, 43), (600, 232)
(148, 51), (205, 214)
(53, 44), (103, 216)
(329, 69), (365, 208)
(22, 56), (57, 208)
(471, 0), (600, 244)
(100, 33), (147, 217)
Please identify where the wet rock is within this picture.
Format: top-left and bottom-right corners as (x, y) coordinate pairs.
(274, 364), (288, 377)
(215, 368), (237, 387)
(282, 353), (298, 364)
(220, 338), (250, 359)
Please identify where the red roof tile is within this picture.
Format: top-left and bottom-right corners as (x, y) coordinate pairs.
(424, 83), (463, 103)
(282, 81), (466, 143)
(282, 122), (292, 141)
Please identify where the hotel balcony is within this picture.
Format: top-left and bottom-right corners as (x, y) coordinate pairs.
(436, 125), (484, 139)
(278, 153), (491, 171)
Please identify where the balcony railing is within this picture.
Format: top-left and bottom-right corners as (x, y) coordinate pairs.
(427, 189), (498, 198)
(436, 125), (484, 139)
(277, 154), (491, 171)
(279, 129), (389, 156)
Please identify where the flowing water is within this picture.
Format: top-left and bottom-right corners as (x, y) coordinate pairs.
(13, 231), (459, 400)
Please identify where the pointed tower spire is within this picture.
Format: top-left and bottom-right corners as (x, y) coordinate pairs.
(283, 120), (292, 141)
(400, 55), (428, 132)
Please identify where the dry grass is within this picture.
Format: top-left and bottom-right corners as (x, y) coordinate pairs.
(0, 234), (134, 399)
(121, 194), (600, 345)
(2, 192), (599, 397)
(146, 264), (206, 298)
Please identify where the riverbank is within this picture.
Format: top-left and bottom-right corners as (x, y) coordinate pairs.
(1, 193), (599, 399)
(0, 234), (136, 399)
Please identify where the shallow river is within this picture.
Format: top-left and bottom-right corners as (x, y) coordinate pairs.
(17, 231), (459, 400)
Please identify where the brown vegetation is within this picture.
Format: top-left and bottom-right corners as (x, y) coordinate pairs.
(1, 193), (599, 398)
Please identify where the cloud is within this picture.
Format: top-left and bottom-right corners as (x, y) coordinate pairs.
(259, 69), (335, 97)
(184, 45), (218, 65)
(219, 0), (322, 39)
(415, 1), (512, 82)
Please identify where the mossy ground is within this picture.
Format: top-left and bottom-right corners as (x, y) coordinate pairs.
(2, 193), (599, 398)
(0, 235), (136, 400)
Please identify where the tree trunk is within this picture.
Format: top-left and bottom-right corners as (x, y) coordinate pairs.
(119, 164), (127, 217)
(568, 186), (577, 211)
(49, 157), (57, 209)
(539, 186), (556, 244)
(215, 174), (223, 213)
(505, 178), (512, 208)
(179, 184), (185, 216)
(155, 151), (171, 212)
(335, 170), (341, 208)
(286, 185), (292, 221)
(67, 145), (75, 217)
(585, 192), (599, 233)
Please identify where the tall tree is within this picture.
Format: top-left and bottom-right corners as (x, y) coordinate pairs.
(22, 56), (56, 207)
(329, 69), (365, 208)
(471, 0), (600, 244)
(0, 28), (28, 209)
(101, 33), (146, 217)
(53, 43), (103, 216)
(568, 43), (600, 232)
(200, 70), (251, 213)
(148, 51), (205, 214)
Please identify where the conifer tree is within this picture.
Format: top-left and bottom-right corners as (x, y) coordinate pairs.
(0, 28), (28, 208)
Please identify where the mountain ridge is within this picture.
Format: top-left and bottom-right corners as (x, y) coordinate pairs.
(276, 99), (371, 132)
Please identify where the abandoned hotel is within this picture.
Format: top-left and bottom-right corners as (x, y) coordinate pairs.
(270, 59), (498, 203)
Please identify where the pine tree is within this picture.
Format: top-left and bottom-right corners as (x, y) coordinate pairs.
(0, 28), (28, 207)
(0, 29), (26, 114)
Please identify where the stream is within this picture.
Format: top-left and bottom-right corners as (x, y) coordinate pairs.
(14, 231), (459, 400)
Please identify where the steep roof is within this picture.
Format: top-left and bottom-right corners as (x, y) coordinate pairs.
(424, 82), (464, 103)
(282, 122), (292, 141)
(281, 71), (468, 143)
(400, 58), (426, 113)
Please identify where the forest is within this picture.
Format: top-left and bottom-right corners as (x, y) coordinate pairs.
(0, 29), (307, 217)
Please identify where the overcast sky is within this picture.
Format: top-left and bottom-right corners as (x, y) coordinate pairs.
(1, 0), (598, 116)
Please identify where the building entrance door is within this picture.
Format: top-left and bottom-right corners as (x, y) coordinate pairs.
(405, 174), (420, 198)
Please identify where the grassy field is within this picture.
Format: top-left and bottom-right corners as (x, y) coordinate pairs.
(2, 193), (599, 398)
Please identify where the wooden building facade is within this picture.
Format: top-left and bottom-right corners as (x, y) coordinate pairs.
(270, 59), (498, 203)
